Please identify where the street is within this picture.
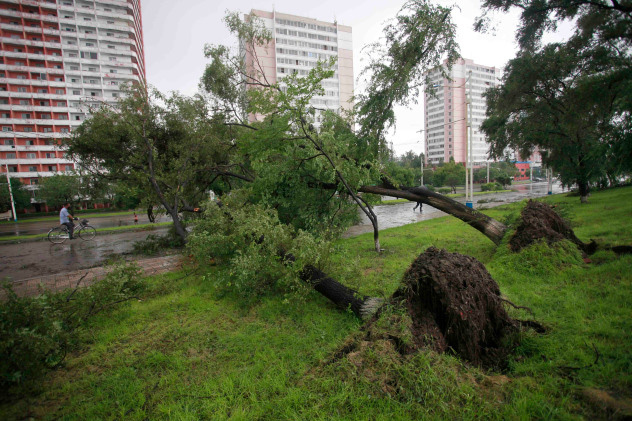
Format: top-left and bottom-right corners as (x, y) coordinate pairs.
(1, 182), (562, 282)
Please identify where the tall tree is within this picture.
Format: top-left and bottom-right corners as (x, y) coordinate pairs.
(478, 0), (632, 201)
(0, 178), (31, 213)
(482, 42), (628, 202)
(64, 85), (238, 242)
(38, 174), (80, 208)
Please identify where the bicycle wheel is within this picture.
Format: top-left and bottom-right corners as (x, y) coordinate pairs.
(48, 227), (67, 244)
(79, 225), (96, 241)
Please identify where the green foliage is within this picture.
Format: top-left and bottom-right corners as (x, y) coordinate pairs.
(187, 198), (330, 300)
(481, 182), (503, 192)
(357, 0), (460, 141)
(37, 174), (80, 208)
(473, 161), (518, 185)
(479, 1), (632, 200)
(433, 158), (465, 193)
(0, 178), (31, 212)
(0, 263), (143, 390)
(132, 227), (184, 256)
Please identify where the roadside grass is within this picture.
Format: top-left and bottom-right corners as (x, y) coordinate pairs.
(0, 222), (172, 243)
(1, 186), (630, 419)
(0, 210), (137, 225)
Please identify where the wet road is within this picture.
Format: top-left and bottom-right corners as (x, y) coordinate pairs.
(1, 182), (561, 282)
(343, 181), (564, 237)
(0, 227), (170, 282)
(0, 212), (171, 237)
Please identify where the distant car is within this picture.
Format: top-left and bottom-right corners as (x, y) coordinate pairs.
(532, 177), (545, 182)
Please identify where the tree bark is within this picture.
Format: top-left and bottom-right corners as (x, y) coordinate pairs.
(359, 185), (508, 245)
(578, 181), (589, 204)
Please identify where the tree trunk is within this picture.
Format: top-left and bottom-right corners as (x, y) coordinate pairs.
(300, 264), (383, 319)
(359, 185), (508, 245)
(578, 181), (589, 204)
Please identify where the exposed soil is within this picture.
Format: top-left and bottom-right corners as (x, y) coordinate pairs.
(509, 200), (596, 254)
(391, 247), (519, 368)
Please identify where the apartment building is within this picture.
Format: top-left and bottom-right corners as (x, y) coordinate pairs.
(245, 9), (353, 126)
(0, 0), (145, 205)
(424, 58), (498, 166)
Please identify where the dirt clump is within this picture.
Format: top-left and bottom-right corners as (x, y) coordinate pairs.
(392, 247), (519, 368)
(510, 200), (596, 254)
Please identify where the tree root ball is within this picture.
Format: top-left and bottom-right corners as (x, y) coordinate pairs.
(393, 247), (518, 368)
(510, 200), (596, 254)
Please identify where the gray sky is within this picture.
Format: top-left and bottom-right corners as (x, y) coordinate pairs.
(142, 0), (570, 156)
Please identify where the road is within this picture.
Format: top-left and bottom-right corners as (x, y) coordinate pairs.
(343, 181), (564, 237)
(0, 212), (171, 237)
(1, 182), (562, 282)
(0, 227), (170, 282)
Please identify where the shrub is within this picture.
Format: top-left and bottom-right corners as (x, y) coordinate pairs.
(481, 182), (503, 192)
(438, 187), (451, 194)
(0, 263), (143, 390)
(188, 198), (329, 300)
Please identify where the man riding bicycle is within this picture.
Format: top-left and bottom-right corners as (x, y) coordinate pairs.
(60, 202), (75, 240)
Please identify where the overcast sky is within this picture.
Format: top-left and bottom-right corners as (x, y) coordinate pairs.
(141, 0), (571, 156)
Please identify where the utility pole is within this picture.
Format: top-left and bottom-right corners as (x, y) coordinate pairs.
(486, 161), (490, 184)
(4, 162), (17, 222)
(465, 70), (473, 208)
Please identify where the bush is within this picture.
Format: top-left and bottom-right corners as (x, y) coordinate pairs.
(438, 187), (451, 194)
(132, 225), (184, 255)
(188, 198), (329, 300)
(481, 182), (503, 192)
(0, 263), (143, 390)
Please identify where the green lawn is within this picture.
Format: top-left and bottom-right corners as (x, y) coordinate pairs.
(2, 187), (631, 420)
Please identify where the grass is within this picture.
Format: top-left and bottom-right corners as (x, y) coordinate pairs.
(2, 186), (631, 420)
(0, 210), (136, 225)
(0, 222), (172, 243)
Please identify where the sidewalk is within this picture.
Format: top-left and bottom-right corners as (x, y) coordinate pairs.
(6, 254), (184, 298)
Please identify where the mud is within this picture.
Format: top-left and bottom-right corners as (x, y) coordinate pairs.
(510, 200), (595, 253)
(393, 247), (518, 368)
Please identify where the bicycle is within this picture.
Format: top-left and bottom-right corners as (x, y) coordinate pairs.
(47, 218), (97, 244)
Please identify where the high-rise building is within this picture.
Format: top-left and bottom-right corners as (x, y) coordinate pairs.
(0, 0), (145, 206)
(424, 58), (498, 166)
(245, 9), (353, 126)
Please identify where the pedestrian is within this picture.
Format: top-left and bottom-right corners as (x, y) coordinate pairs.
(59, 202), (75, 240)
(134, 212), (138, 224)
(413, 201), (423, 212)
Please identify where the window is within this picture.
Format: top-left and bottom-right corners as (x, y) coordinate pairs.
(43, 127), (53, 132)
(28, 166), (37, 172)
(109, 69), (117, 73)
(38, 89), (47, 93)
(16, 75), (26, 80)
(0, 113), (9, 118)
(2, 127), (13, 131)
(23, 127), (33, 132)
(30, 179), (39, 184)
(40, 101), (47, 106)
(20, 100), (29, 105)
(26, 153), (36, 158)
(17, 87), (27, 92)
(60, 128), (69, 133)
(56, 89), (64, 94)
(86, 42), (94, 47)
(73, 90), (80, 95)
(8, 166), (17, 173)
(6, 153), (15, 159)
(21, 114), (31, 119)
(3, 139), (14, 145)
(46, 153), (55, 158)
(65, 165), (73, 171)
(75, 116), (81, 120)
(47, 165), (55, 171)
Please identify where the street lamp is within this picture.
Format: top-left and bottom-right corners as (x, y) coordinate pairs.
(3, 161), (17, 222)
(465, 70), (473, 208)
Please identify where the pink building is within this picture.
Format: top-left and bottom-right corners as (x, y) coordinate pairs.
(424, 58), (498, 166)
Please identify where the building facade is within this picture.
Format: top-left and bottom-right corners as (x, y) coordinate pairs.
(246, 9), (353, 126)
(0, 0), (145, 205)
(424, 58), (498, 166)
